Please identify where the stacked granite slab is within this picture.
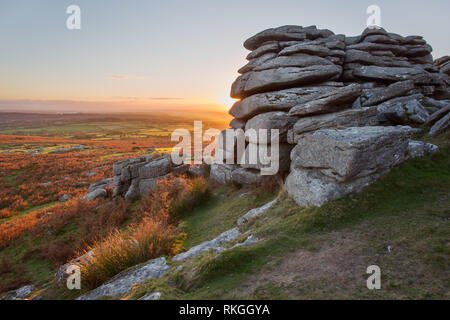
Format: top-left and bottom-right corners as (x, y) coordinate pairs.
(343, 28), (449, 124)
(214, 25), (362, 185)
(434, 56), (450, 79)
(112, 155), (189, 200)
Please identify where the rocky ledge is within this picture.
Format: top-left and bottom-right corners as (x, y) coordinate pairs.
(220, 25), (447, 206)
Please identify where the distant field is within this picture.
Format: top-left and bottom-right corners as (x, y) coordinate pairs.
(0, 111), (231, 140)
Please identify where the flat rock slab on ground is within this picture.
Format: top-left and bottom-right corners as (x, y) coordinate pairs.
(77, 257), (170, 300)
(172, 228), (241, 261)
(237, 200), (277, 226)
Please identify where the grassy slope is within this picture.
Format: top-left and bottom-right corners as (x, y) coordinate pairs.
(127, 132), (449, 300)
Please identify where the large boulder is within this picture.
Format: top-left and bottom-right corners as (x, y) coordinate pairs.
(287, 126), (417, 206)
(286, 167), (381, 208)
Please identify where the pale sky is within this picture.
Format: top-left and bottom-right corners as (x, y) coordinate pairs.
(0, 0), (449, 112)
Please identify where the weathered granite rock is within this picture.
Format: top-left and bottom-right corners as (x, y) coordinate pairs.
(231, 167), (273, 185)
(243, 25), (333, 51)
(360, 80), (415, 107)
(434, 56), (450, 68)
(230, 118), (246, 130)
(238, 52), (277, 74)
(422, 97), (450, 109)
(241, 143), (293, 174)
(77, 257), (170, 300)
(229, 85), (341, 120)
(88, 178), (114, 193)
(286, 167), (380, 207)
(56, 249), (96, 284)
(188, 164), (211, 177)
(124, 178), (141, 200)
(139, 292), (162, 300)
(345, 49), (412, 67)
(171, 164), (190, 175)
(210, 164), (238, 184)
(139, 176), (165, 196)
(352, 66), (435, 84)
(112, 155), (190, 198)
(288, 84), (361, 116)
(225, 25), (450, 207)
(172, 228), (240, 261)
(215, 129), (243, 163)
(290, 126), (415, 182)
(247, 42), (280, 60)
(429, 111), (450, 136)
(405, 99), (430, 123)
(231, 235), (260, 249)
(292, 107), (378, 139)
(139, 156), (172, 179)
(1, 285), (35, 300)
(287, 126), (417, 207)
(82, 188), (107, 201)
(253, 53), (334, 71)
(245, 111), (297, 143)
(376, 94), (427, 123)
(237, 200), (277, 226)
(59, 194), (72, 202)
(244, 26), (306, 51)
(279, 44), (331, 57)
(407, 140), (439, 158)
(425, 105), (450, 126)
(231, 65), (342, 99)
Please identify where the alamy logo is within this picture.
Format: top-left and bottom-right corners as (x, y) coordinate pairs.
(366, 265), (381, 290)
(366, 5), (381, 29)
(66, 264), (81, 290)
(66, 5), (81, 30)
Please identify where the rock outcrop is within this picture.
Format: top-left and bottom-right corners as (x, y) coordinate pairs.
(224, 25), (449, 205)
(82, 178), (113, 200)
(112, 155), (189, 200)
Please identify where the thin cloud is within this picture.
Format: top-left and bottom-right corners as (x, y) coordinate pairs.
(107, 75), (145, 80)
(108, 75), (130, 80)
(149, 97), (184, 101)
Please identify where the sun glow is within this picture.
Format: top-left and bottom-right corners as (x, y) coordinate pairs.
(219, 93), (240, 110)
